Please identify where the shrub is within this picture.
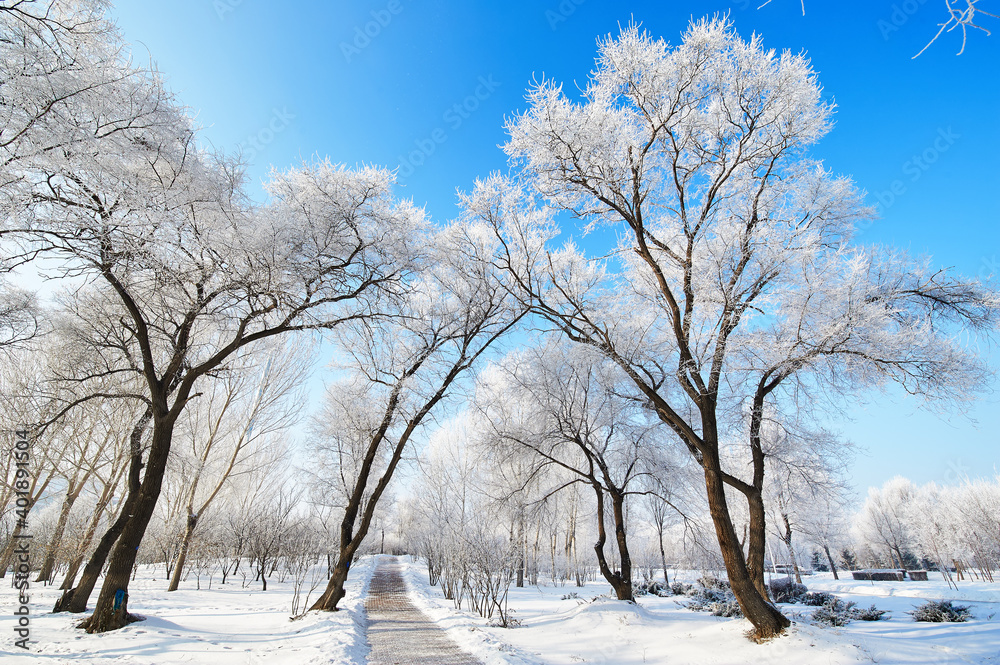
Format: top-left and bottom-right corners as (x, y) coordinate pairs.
(697, 575), (731, 591)
(670, 581), (693, 596)
(686, 579), (742, 618)
(769, 577), (808, 603)
(560, 592), (579, 600)
(802, 591), (835, 606)
(812, 597), (890, 626)
(910, 600), (972, 623)
(687, 586), (730, 604)
(852, 604), (890, 621)
(812, 597), (856, 627)
(709, 600), (743, 618)
(634, 580), (670, 597)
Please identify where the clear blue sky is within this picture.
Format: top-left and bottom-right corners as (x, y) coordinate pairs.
(110, 0), (1000, 498)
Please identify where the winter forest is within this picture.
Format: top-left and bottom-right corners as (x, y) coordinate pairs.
(2, 1), (999, 664)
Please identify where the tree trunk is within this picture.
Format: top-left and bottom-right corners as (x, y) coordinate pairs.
(823, 544), (839, 581)
(515, 511), (525, 588)
(745, 489), (770, 599)
(79, 417), (175, 633)
(55, 410), (150, 613)
(590, 483), (633, 601)
(311, 549), (352, 610)
(36, 485), (80, 583)
(610, 489), (633, 599)
(657, 524), (669, 586)
(780, 513), (803, 584)
(703, 455), (789, 640)
(60, 484), (116, 591)
(167, 513), (199, 592)
(54, 492), (136, 613)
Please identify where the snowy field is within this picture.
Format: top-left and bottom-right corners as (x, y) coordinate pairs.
(3, 556), (999, 664)
(401, 560), (1000, 665)
(0, 557), (376, 665)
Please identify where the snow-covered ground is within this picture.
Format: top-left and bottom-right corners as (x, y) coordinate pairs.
(401, 561), (1000, 665)
(4, 557), (998, 664)
(0, 556), (376, 665)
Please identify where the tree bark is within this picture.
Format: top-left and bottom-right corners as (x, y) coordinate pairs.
(36, 479), (86, 583)
(703, 452), (789, 640)
(60, 469), (122, 591)
(823, 544), (839, 580)
(745, 489), (770, 598)
(657, 523), (669, 587)
(55, 409), (149, 613)
(590, 482), (633, 601)
(167, 513), (199, 592)
(780, 513), (803, 584)
(78, 416), (175, 632)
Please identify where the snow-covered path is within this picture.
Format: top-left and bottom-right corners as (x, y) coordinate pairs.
(366, 557), (483, 665)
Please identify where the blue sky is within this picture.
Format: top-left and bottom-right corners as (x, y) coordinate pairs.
(110, 0), (1000, 497)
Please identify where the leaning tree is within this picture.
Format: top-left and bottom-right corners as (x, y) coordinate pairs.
(307, 221), (524, 612)
(473, 17), (999, 638)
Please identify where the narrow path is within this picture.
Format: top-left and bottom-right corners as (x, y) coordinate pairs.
(365, 557), (483, 665)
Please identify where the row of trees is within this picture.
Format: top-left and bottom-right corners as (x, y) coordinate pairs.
(0, 0), (521, 633)
(855, 476), (1000, 584)
(2, 1), (997, 642)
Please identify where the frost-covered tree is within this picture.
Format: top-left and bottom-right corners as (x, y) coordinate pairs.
(477, 17), (999, 638)
(2, 95), (424, 633)
(759, 0), (996, 57)
(855, 477), (919, 569)
(476, 341), (671, 601)
(0, 281), (39, 354)
(1, 0), (131, 213)
(307, 222), (523, 612)
(166, 337), (311, 592)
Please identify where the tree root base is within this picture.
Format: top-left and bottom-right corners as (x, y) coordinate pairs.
(77, 612), (144, 633)
(746, 625), (789, 643)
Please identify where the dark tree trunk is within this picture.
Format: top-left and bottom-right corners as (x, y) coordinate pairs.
(823, 544), (839, 580)
(745, 489), (770, 599)
(78, 417), (175, 633)
(54, 493), (135, 613)
(60, 479), (119, 591)
(310, 352), (473, 612)
(312, 552), (351, 611)
(590, 482), (633, 601)
(702, 452), (789, 640)
(55, 409), (150, 614)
